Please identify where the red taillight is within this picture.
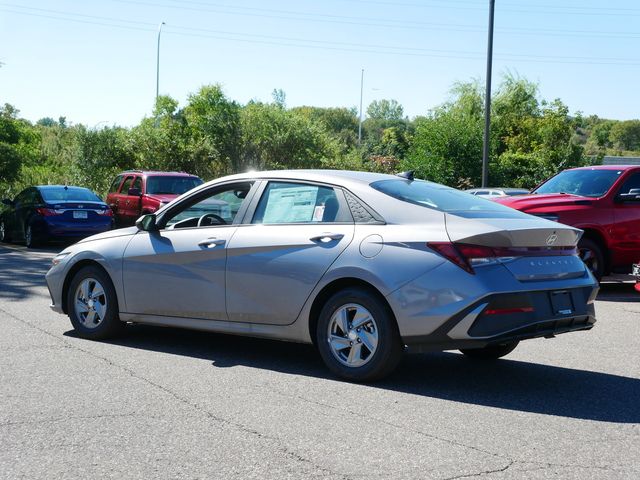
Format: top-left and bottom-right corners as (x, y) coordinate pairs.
(36, 208), (59, 216)
(98, 209), (113, 216)
(427, 241), (578, 274)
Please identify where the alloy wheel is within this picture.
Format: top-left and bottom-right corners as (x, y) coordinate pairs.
(74, 278), (108, 329)
(25, 225), (32, 247)
(579, 247), (598, 276)
(327, 303), (379, 368)
(0, 221), (5, 242)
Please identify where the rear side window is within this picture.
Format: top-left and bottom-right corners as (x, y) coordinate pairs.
(252, 182), (351, 224)
(108, 175), (123, 193)
(371, 179), (528, 218)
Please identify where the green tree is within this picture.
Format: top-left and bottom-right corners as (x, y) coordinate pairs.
(609, 120), (640, 151)
(366, 99), (404, 121)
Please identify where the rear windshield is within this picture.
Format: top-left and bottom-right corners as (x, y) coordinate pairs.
(370, 179), (528, 218)
(533, 169), (622, 197)
(40, 187), (102, 202)
(146, 176), (203, 195)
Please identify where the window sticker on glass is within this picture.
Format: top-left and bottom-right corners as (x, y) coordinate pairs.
(263, 186), (319, 223)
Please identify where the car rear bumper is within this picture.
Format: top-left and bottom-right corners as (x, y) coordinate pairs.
(403, 286), (597, 353)
(40, 218), (113, 238)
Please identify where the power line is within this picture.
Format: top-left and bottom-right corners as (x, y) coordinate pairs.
(2, 5), (640, 67)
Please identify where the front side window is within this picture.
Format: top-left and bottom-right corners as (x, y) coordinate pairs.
(131, 177), (142, 192)
(120, 176), (134, 194)
(252, 182), (349, 224)
(164, 182), (253, 229)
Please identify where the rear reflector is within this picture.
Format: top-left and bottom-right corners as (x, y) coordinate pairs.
(427, 241), (578, 274)
(483, 306), (535, 316)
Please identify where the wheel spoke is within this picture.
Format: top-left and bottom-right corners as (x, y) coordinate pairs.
(346, 343), (363, 365)
(80, 280), (89, 301)
(94, 302), (107, 321)
(85, 309), (96, 325)
(329, 335), (351, 351)
(90, 284), (105, 299)
(358, 330), (377, 353)
(351, 309), (371, 329)
(75, 299), (89, 314)
(334, 308), (350, 335)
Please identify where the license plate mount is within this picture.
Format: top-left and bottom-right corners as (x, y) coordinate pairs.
(550, 290), (574, 315)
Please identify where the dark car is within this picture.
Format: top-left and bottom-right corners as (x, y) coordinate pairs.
(0, 185), (113, 248)
(106, 171), (203, 226)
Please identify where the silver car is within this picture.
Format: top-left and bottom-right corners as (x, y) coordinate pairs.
(46, 170), (597, 381)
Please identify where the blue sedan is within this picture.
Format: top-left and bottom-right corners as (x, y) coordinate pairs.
(0, 185), (113, 248)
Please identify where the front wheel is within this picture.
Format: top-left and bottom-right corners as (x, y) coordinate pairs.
(66, 266), (124, 340)
(460, 341), (519, 359)
(316, 287), (403, 382)
(0, 219), (10, 243)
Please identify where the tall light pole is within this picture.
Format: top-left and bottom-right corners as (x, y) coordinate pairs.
(482, 0), (495, 188)
(358, 69), (364, 145)
(156, 21), (165, 104)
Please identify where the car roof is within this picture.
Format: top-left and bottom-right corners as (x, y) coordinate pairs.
(119, 170), (200, 177)
(568, 165), (640, 171)
(37, 185), (92, 190)
(213, 169), (409, 188)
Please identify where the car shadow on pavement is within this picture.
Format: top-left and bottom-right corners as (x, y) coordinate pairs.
(597, 282), (640, 303)
(0, 246), (57, 301)
(67, 324), (640, 425)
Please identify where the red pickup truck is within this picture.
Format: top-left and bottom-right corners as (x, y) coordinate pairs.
(106, 170), (203, 226)
(495, 165), (640, 279)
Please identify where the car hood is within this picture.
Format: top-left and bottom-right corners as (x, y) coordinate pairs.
(493, 193), (593, 211)
(77, 226), (139, 244)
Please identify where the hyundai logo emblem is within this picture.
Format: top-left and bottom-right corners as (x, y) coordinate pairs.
(546, 233), (558, 246)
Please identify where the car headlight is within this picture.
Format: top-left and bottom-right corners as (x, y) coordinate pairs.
(51, 252), (71, 266)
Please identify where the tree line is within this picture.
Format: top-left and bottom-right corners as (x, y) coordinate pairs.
(1, 74), (637, 198)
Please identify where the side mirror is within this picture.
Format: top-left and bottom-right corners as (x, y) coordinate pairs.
(128, 187), (142, 196)
(2, 198), (14, 207)
(135, 214), (158, 232)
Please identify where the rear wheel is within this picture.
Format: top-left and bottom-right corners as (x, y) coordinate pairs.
(578, 238), (604, 281)
(24, 223), (40, 248)
(460, 341), (519, 359)
(66, 266), (124, 340)
(316, 287), (403, 382)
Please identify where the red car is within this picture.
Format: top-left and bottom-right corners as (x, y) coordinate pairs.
(495, 165), (640, 279)
(106, 171), (203, 226)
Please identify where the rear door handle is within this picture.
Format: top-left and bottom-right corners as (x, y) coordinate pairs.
(310, 233), (344, 243)
(198, 238), (226, 248)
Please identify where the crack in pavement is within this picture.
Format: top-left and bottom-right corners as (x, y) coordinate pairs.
(0, 306), (353, 480)
(0, 412), (153, 428)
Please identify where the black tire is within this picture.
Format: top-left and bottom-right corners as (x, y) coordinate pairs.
(24, 222), (40, 248)
(316, 287), (403, 382)
(0, 219), (10, 243)
(66, 265), (124, 340)
(460, 341), (519, 359)
(578, 238), (604, 281)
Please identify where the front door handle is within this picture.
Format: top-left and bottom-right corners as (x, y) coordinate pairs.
(310, 233), (344, 243)
(198, 237), (226, 248)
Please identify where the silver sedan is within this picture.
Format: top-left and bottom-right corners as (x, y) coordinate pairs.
(46, 170), (597, 381)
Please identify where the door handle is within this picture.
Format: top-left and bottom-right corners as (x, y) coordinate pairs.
(310, 233), (344, 243)
(198, 238), (226, 248)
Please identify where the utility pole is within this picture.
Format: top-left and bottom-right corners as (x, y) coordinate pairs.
(482, 0), (495, 188)
(358, 69), (364, 145)
(156, 21), (165, 104)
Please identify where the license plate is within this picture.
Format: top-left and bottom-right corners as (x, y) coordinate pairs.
(550, 290), (574, 315)
(633, 264), (640, 277)
(73, 210), (88, 219)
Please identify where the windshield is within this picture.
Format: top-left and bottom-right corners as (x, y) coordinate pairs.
(370, 179), (529, 218)
(40, 187), (102, 202)
(146, 176), (203, 195)
(533, 169), (622, 197)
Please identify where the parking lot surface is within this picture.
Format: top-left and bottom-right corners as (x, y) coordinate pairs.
(1, 244), (639, 479)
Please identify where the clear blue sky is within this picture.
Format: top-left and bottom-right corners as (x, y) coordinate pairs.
(1, 0), (639, 127)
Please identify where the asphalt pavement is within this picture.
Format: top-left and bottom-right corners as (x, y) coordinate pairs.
(1, 244), (639, 479)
